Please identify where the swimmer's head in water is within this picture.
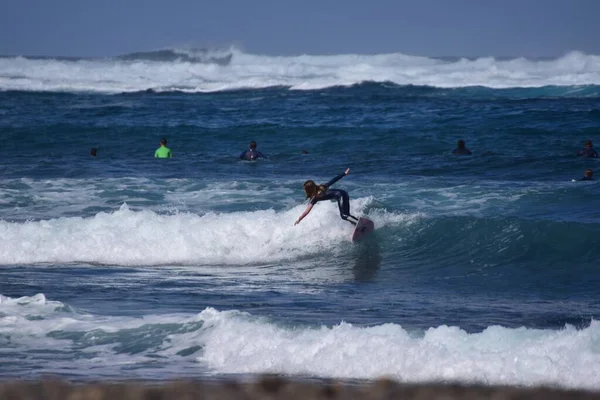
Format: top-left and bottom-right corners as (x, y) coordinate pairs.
(160, 138), (167, 146)
(585, 140), (593, 148)
(457, 140), (466, 148)
(90, 148), (97, 156)
(249, 141), (257, 150)
(585, 168), (593, 178)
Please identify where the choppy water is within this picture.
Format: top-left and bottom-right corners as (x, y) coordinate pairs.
(1, 48), (600, 389)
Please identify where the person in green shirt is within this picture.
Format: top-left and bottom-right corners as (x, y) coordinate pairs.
(155, 138), (172, 158)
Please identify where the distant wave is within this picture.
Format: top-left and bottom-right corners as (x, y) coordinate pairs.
(115, 48), (233, 65)
(0, 47), (234, 65)
(1, 48), (600, 94)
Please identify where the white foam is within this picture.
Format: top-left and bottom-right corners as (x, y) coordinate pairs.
(0, 293), (205, 378)
(2, 295), (599, 389)
(190, 308), (600, 389)
(0, 199), (407, 266)
(1, 49), (600, 92)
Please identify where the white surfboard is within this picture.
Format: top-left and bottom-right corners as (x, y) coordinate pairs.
(351, 217), (375, 242)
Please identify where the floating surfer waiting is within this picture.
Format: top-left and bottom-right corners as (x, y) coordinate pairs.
(452, 139), (472, 155)
(239, 140), (266, 161)
(577, 140), (598, 158)
(295, 168), (358, 226)
(573, 168), (594, 182)
(155, 138), (172, 158)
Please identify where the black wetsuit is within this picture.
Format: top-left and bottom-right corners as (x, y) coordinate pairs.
(239, 149), (266, 160)
(452, 147), (472, 155)
(310, 173), (357, 223)
(577, 148), (599, 158)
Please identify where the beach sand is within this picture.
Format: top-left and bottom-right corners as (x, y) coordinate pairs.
(1, 376), (599, 399)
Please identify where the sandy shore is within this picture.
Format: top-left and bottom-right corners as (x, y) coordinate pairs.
(1, 376), (600, 399)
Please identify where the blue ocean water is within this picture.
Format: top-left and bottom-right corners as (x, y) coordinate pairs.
(1, 48), (600, 389)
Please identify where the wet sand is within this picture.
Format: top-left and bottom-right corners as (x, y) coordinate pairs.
(1, 376), (599, 399)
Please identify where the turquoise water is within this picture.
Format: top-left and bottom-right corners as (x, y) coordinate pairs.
(1, 50), (600, 388)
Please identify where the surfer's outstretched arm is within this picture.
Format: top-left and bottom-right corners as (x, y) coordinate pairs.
(324, 168), (350, 188)
(295, 203), (314, 225)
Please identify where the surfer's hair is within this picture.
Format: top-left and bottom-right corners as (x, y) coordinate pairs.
(303, 180), (327, 199)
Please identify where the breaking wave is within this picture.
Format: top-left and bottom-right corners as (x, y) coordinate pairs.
(1, 48), (600, 93)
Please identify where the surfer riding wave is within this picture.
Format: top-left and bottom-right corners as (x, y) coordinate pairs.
(295, 168), (358, 226)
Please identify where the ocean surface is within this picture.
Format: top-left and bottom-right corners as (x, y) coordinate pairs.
(1, 48), (600, 389)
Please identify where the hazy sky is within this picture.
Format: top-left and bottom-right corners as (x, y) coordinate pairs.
(1, 0), (599, 58)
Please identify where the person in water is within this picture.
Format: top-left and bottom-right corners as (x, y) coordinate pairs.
(452, 139), (472, 155)
(239, 141), (266, 160)
(574, 168), (594, 181)
(90, 148), (97, 156)
(295, 168), (358, 226)
(155, 138), (172, 158)
(577, 140), (598, 158)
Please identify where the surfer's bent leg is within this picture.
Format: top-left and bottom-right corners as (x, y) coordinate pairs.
(336, 190), (358, 225)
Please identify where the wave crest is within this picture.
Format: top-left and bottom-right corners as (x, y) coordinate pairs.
(115, 48), (233, 65)
(1, 48), (600, 93)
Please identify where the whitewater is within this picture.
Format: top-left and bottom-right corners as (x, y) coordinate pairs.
(1, 47), (600, 390)
(2, 294), (600, 389)
(1, 48), (600, 92)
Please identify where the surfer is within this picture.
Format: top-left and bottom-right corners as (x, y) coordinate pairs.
(577, 140), (598, 158)
(154, 138), (172, 158)
(239, 141), (266, 161)
(295, 168), (358, 226)
(452, 139), (472, 155)
(573, 168), (594, 181)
